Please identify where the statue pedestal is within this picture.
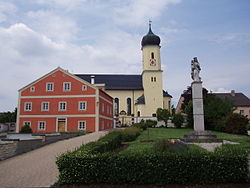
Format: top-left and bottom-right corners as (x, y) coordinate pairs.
(192, 81), (204, 131)
(181, 131), (222, 143)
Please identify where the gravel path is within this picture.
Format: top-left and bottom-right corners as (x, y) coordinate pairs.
(0, 131), (108, 188)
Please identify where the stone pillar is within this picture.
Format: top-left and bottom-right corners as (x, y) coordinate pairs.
(192, 81), (204, 131)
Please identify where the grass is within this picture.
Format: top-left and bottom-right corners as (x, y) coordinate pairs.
(120, 128), (250, 154)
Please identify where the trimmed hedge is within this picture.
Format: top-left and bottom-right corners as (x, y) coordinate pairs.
(56, 132), (248, 185)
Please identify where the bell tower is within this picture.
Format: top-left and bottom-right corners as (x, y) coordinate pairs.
(141, 22), (163, 116)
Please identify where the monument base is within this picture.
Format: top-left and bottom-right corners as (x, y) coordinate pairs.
(181, 131), (223, 143)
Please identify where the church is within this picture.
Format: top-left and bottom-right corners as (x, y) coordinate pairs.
(16, 24), (172, 132)
(75, 23), (172, 125)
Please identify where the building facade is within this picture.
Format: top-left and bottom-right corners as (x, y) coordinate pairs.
(17, 68), (113, 133)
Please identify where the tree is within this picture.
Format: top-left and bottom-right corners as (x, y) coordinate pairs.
(0, 108), (17, 123)
(172, 113), (184, 128)
(20, 124), (32, 133)
(185, 94), (234, 130)
(156, 108), (171, 125)
(225, 113), (248, 134)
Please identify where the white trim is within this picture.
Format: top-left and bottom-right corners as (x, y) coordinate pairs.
(23, 121), (31, 126)
(24, 102), (32, 111)
(30, 86), (35, 92)
(78, 101), (87, 111)
(78, 120), (86, 130)
(38, 121), (46, 130)
(41, 102), (50, 111)
(20, 94), (96, 99)
(16, 92), (21, 133)
(19, 114), (96, 118)
(99, 95), (112, 105)
(46, 82), (54, 92)
(63, 82), (71, 91)
(19, 67), (98, 92)
(58, 101), (67, 111)
(99, 115), (113, 121)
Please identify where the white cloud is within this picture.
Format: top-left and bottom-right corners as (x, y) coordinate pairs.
(35, 0), (87, 11)
(26, 10), (78, 42)
(0, 1), (17, 23)
(114, 0), (182, 26)
(212, 32), (250, 44)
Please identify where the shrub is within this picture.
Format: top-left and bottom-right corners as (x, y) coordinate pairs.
(246, 123), (250, 131)
(225, 113), (248, 134)
(121, 127), (141, 142)
(132, 120), (147, 130)
(20, 124), (32, 133)
(154, 139), (188, 153)
(56, 144), (248, 185)
(172, 113), (184, 128)
(144, 119), (157, 128)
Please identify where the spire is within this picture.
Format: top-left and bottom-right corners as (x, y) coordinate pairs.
(141, 21), (160, 47)
(148, 19), (153, 34)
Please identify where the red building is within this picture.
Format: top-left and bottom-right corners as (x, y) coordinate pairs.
(16, 67), (113, 133)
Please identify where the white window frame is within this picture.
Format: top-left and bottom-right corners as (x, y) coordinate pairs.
(63, 82), (71, 91)
(102, 103), (105, 112)
(82, 85), (87, 91)
(41, 102), (49, 111)
(23, 121), (31, 126)
(46, 82), (54, 92)
(38, 121), (46, 130)
(78, 121), (86, 130)
(59, 102), (67, 111)
(79, 101), (87, 111)
(24, 102), (32, 111)
(30, 86), (35, 92)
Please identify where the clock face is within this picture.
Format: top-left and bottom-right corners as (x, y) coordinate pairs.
(150, 59), (156, 66)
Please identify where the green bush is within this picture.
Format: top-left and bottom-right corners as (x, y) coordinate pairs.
(132, 120), (147, 130)
(172, 113), (184, 128)
(154, 139), (188, 153)
(121, 127), (141, 142)
(246, 123), (250, 131)
(225, 113), (248, 134)
(56, 144), (248, 185)
(145, 119), (157, 128)
(20, 124), (32, 133)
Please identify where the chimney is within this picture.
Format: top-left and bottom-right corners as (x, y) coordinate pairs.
(91, 75), (95, 84)
(231, 90), (235, 96)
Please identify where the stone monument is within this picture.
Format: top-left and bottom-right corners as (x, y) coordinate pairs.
(181, 57), (222, 143)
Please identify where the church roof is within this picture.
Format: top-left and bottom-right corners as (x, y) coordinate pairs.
(141, 24), (161, 47)
(75, 74), (143, 90)
(135, 95), (145, 105)
(163, 90), (172, 98)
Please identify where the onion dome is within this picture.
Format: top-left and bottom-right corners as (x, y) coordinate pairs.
(141, 23), (160, 47)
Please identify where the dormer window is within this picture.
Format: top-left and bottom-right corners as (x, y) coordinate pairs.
(82, 85), (87, 91)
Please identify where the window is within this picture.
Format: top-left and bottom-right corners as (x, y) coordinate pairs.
(154, 77), (156, 82)
(24, 102), (32, 111)
(79, 101), (87, 111)
(107, 106), (109, 114)
(137, 111), (140, 117)
(82, 85), (87, 91)
(102, 103), (105, 112)
(24, 121), (31, 126)
(38, 121), (46, 130)
(114, 98), (119, 116)
(30, 86), (35, 92)
(151, 77), (153, 82)
(59, 102), (66, 111)
(151, 52), (154, 59)
(46, 82), (54, 91)
(102, 121), (104, 129)
(239, 110), (244, 115)
(63, 82), (71, 91)
(127, 98), (131, 116)
(41, 102), (49, 111)
(78, 121), (86, 130)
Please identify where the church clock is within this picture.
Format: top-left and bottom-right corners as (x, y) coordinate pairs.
(150, 59), (156, 66)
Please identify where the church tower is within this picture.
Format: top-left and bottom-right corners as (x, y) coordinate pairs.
(141, 22), (164, 116)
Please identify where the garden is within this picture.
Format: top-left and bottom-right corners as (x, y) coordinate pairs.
(56, 126), (249, 186)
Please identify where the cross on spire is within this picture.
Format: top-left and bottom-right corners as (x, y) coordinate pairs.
(149, 19), (152, 29)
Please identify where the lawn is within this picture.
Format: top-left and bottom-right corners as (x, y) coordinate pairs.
(120, 128), (250, 154)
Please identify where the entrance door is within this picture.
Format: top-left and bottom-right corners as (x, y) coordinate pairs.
(58, 118), (66, 132)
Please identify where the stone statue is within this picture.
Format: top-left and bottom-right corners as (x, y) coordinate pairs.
(191, 57), (201, 82)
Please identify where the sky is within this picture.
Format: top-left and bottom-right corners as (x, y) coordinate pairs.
(0, 0), (250, 112)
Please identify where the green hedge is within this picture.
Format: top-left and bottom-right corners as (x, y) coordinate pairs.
(57, 143), (248, 185)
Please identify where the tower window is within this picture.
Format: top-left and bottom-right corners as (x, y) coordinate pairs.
(154, 77), (156, 82)
(151, 52), (154, 59)
(151, 77), (153, 82)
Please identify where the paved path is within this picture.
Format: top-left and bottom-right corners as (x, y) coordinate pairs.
(0, 131), (107, 188)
